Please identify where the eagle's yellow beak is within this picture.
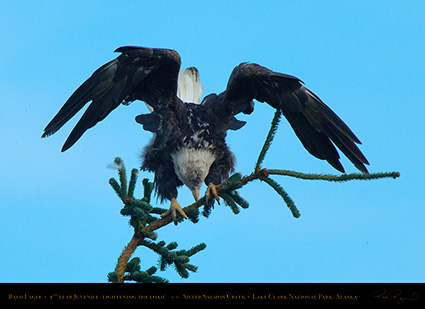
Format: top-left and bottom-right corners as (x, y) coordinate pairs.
(191, 188), (200, 202)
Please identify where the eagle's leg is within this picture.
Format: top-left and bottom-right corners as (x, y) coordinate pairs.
(205, 182), (220, 205)
(161, 197), (187, 225)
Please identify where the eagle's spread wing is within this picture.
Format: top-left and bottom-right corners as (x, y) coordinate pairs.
(42, 46), (181, 151)
(222, 63), (369, 173)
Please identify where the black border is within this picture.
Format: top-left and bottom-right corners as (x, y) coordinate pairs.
(2, 283), (424, 306)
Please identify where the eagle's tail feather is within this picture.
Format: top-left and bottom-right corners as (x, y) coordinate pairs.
(177, 67), (203, 104)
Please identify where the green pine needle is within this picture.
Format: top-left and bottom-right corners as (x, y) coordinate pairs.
(267, 169), (400, 182)
(142, 178), (154, 203)
(255, 109), (281, 170)
(229, 190), (249, 209)
(185, 207), (200, 223)
(186, 243), (207, 256)
(127, 168), (139, 199)
(107, 272), (118, 282)
(109, 178), (122, 199)
(113, 157), (127, 199)
(220, 192), (240, 214)
(261, 176), (300, 218)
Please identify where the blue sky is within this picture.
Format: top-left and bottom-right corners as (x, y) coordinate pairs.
(1, 1), (424, 283)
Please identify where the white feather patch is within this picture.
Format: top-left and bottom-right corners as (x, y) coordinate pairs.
(177, 67), (203, 104)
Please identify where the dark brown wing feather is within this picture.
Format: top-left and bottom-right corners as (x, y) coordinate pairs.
(42, 46), (181, 151)
(221, 63), (369, 173)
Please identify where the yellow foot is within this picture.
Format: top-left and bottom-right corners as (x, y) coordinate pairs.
(205, 182), (220, 205)
(161, 197), (187, 225)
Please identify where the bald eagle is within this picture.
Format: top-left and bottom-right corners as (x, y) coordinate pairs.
(42, 46), (369, 224)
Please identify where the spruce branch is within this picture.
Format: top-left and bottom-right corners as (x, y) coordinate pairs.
(260, 175), (300, 218)
(142, 178), (154, 203)
(110, 164), (400, 283)
(255, 109), (282, 171)
(108, 112), (400, 283)
(113, 234), (141, 283)
(110, 165), (400, 282)
(140, 239), (206, 278)
(109, 159), (206, 283)
(129, 168), (401, 235)
(266, 169), (401, 181)
(111, 257), (169, 283)
(128, 168), (139, 199)
(115, 157), (127, 199)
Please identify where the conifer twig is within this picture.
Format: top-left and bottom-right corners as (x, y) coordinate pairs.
(266, 169), (401, 181)
(259, 175), (300, 218)
(255, 109), (281, 171)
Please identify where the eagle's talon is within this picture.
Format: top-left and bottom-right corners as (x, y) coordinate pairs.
(161, 197), (186, 225)
(205, 183), (220, 205)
